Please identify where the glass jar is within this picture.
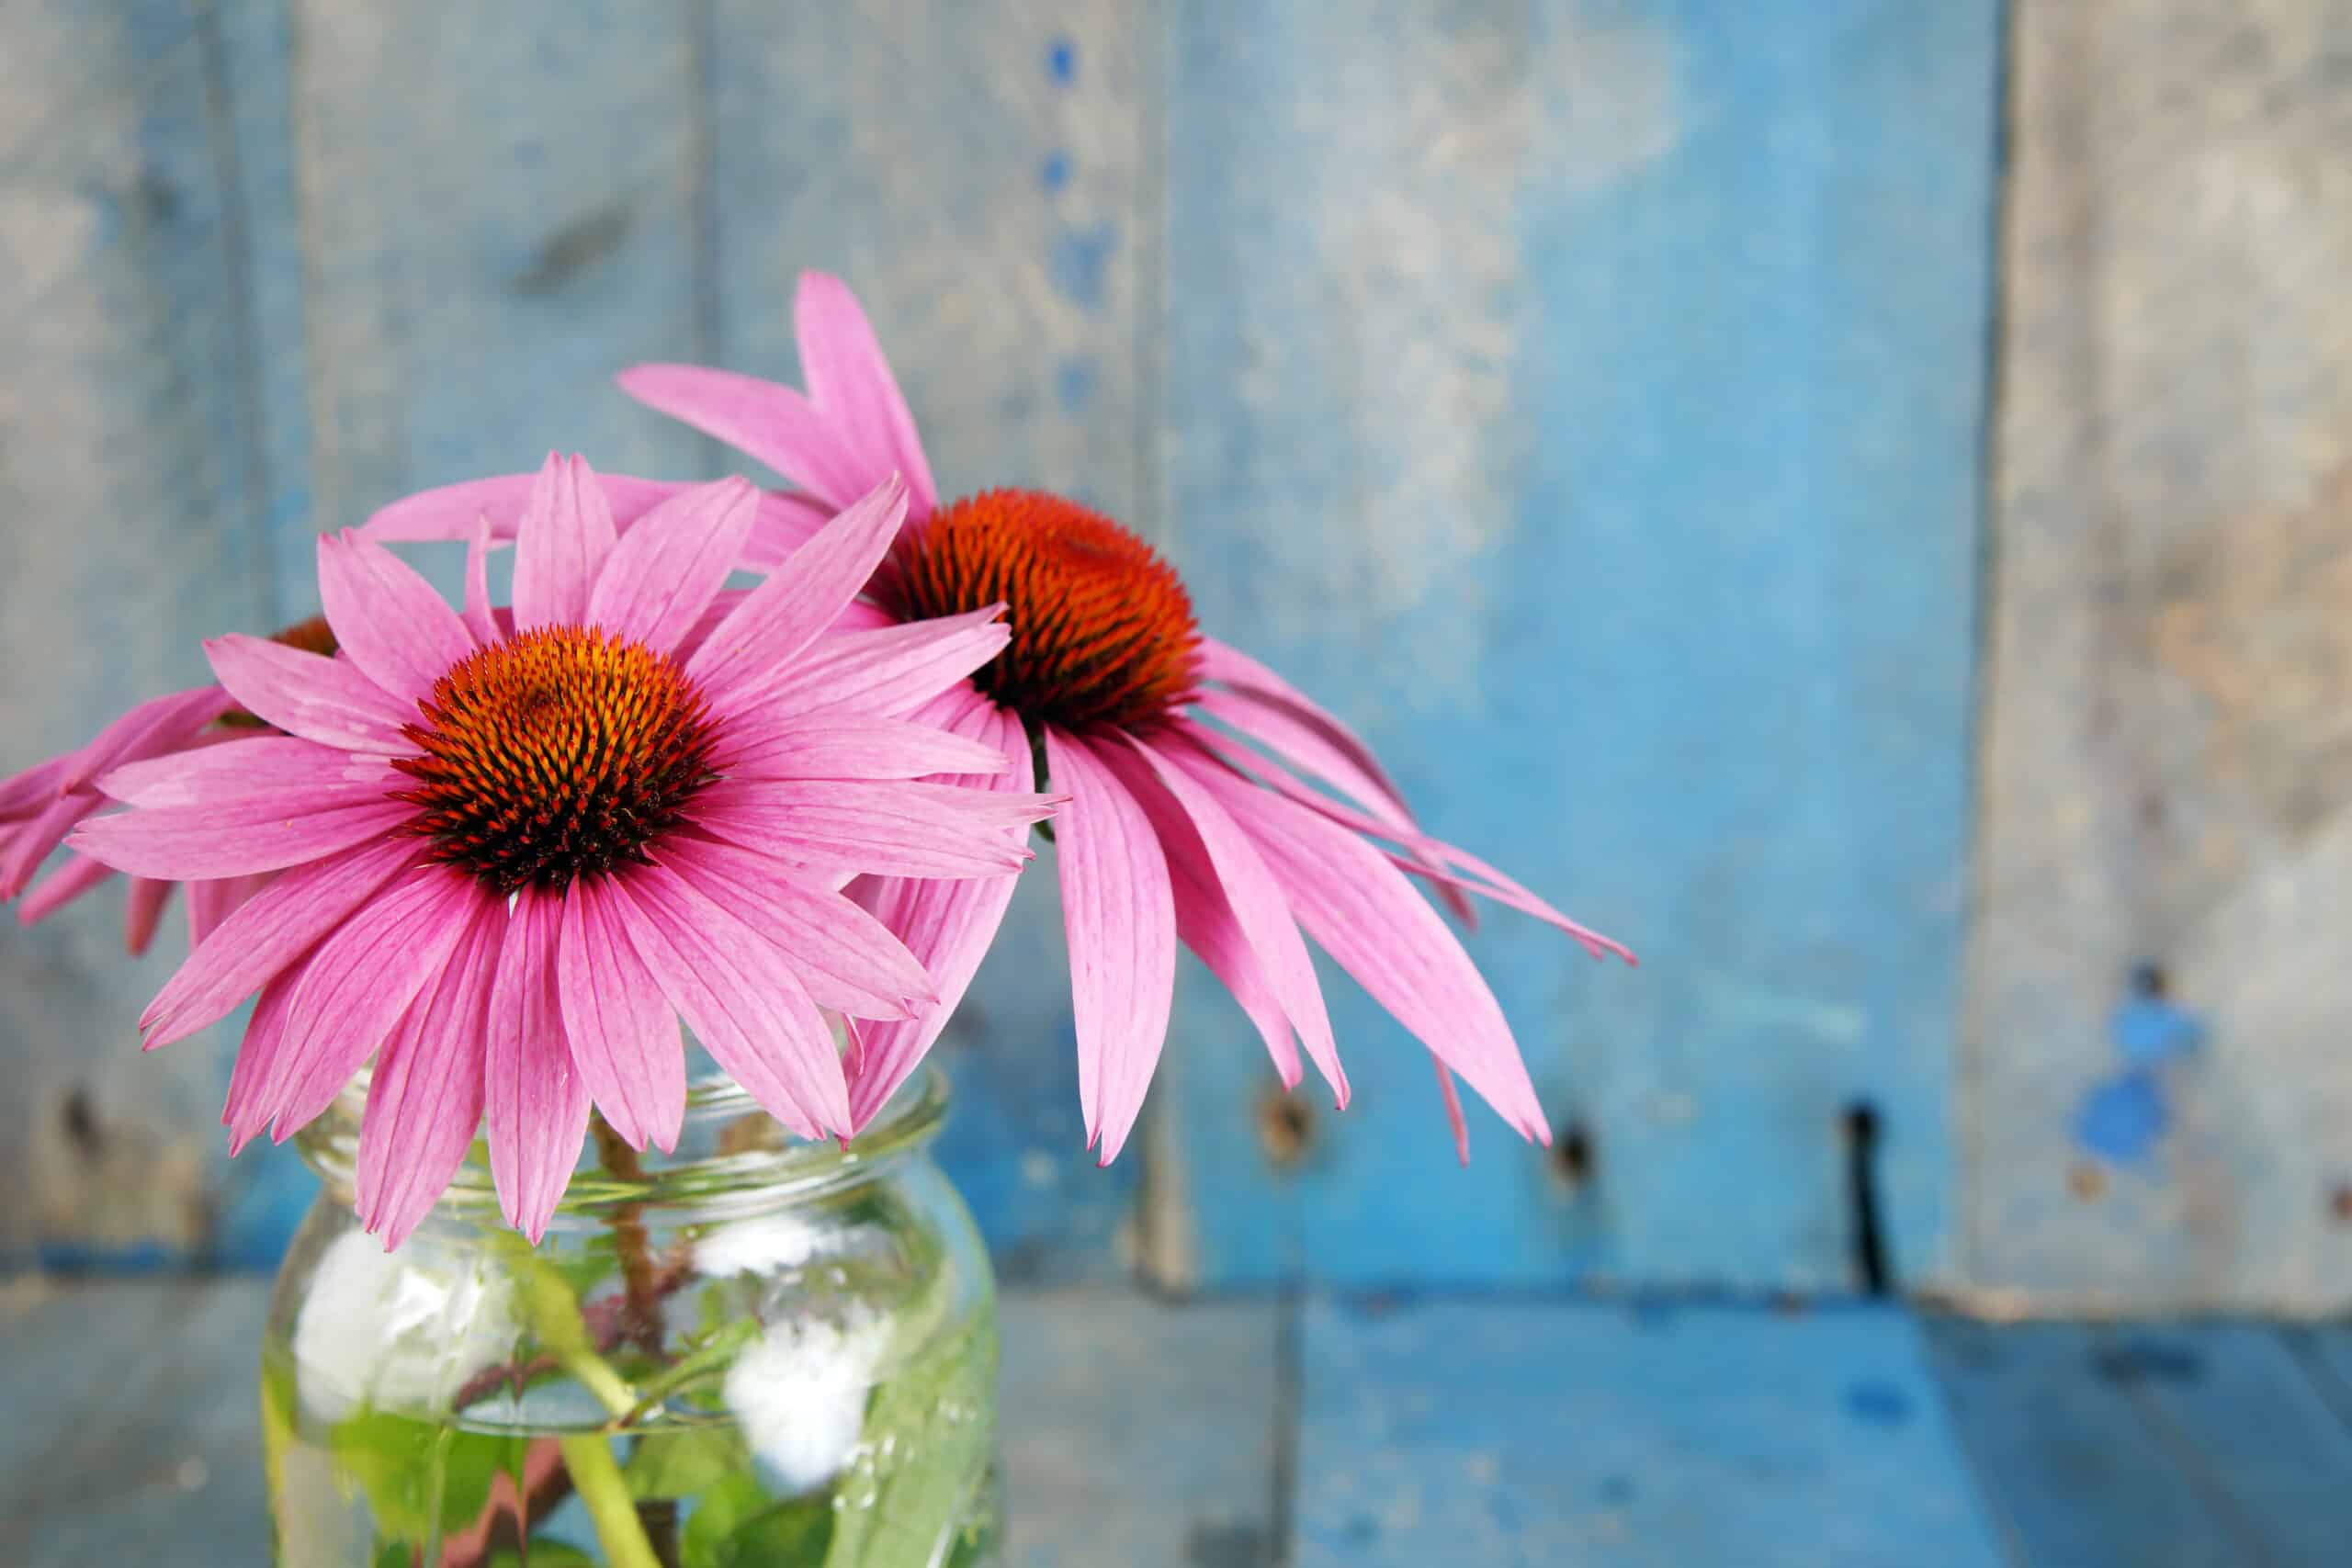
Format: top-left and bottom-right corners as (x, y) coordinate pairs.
(261, 1067), (1000, 1568)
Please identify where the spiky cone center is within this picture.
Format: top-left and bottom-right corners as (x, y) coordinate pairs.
(219, 615), (340, 728)
(390, 626), (719, 894)
(887, 488), (1202, 733)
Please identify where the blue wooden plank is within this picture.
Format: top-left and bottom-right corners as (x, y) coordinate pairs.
(704, 0), (1155, 1279)
(1296, 1297), (2005, 1566)
(1924, 1317), (2249, 1566)
(0, 0), (277, 1262)
(1164, 2), (2001, 1288)
(2098, 1323), (2352, 1564)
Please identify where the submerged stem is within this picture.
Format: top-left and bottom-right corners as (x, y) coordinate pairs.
(590, 1113), (664, 1351)
(558, 1433), (664, 1568)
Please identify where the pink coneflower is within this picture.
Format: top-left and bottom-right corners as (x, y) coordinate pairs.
(71, 456), (1056, 1246)
(616, 275), (1634, 1165)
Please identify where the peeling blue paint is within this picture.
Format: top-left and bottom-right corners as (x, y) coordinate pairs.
(1047, 221), (1116, 309)
(2109, 996), (2206, 1066)
(2075, 1068), (2168, 1165)
(1844, 1380), (1915, 1427)
(1054, 355), (1095, 410)
(1046, 36), (1076, 85)
(1040, 149), (1071, 191)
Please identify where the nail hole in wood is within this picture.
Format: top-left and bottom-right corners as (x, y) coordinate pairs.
(1842, 1100), (1892, 1295)
(61, 1088), (99, 1156)
(1256, 1088), (1313, 1168)
(1551, 1118), (1596, 1190)
(2330, 1184), (2352, 1225)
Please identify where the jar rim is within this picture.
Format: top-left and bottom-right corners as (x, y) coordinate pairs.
(294, 1063), (953, 1223)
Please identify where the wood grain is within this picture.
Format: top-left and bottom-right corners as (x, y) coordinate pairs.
(1163, 0), (2002, 1290)
(1962, 0), (2352, 1310)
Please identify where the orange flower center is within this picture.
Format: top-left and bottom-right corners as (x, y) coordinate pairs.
(389, 627), (719, 894)
(220, 615), (340, 729)
(886, 489), (1201, 733)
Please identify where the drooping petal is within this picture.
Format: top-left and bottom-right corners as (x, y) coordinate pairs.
(755, 609), (1010, 721)
(793, 271), (939, 515)
(715, 715), (1009, 782)
(557, 877), (686, 1153)
(845, 700), (1035, 1130)
(318, 532), (477, 704)
(71, 797), (410, 882)
(685, 475), (909, 706)
(609, 863), (846, 1140)
(59, 686), (235, 792)
(0, 757), (67, 819)
(136, 832), (418, 1049)
(512, 454), (618, 632)
(1433, 1055), (1471, 1165)
(1180, 724), (1633, 964)
(0, 792), (94, 898)
(585, 477), (758, 654)
(659, 836), (930, 1020)
(1045, 729), (1176, 1164)
(357, 898), (503, 1247)
(359, 468), (829, 566)
(691, 778), (1049, 880)
(224, 963), (304, 1155)
(17, 852), (114, 925)
(1108, 736), (1342, 1100)
(485, 887), (590, 1241)
(268, 865), (487, 1138)
(1173, 747), (1551, 1145)
(99, 736), (399, 807)
(186, 875), (243, 949)
(124, 875), (175, 957)
(615, 365), (873, 513)
(205, 635), (415, 753)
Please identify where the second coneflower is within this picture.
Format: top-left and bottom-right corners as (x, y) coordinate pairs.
(72, 456), (1057, 1245)
(610, 274), (1634, 1164)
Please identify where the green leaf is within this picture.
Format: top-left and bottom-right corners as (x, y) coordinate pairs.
(820, 1313), (994, 1568)
(481, 1548), (599, 1568)
(624, 1425), (754, 1501)
(681, 1474), (834, 1568)
(327, 1407), (529, 1542)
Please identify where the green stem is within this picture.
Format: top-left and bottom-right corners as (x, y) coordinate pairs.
(558, 1433), (664, 1568)
(589, 1113), (664, 1351)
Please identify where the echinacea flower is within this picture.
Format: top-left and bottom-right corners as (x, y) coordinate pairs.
(614, 275), (1634, 1164)
(71, 456), (1057, 1246)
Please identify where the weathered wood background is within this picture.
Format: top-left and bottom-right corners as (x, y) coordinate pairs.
(0, 0), (2341, 1311)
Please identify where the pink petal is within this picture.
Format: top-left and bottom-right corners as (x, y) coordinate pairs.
(224, 964), (303, 1155)
(99, 735), (399, 807)
(684, 476), (909, 706)
(1, 791), (95, 898)
(608, 863), (846, 1140)
(586, 477), (758, 653)
(1172, 748), (1551, 1145)
(124, 875), (175, 957)
(462, 514), (501, 645)
(1181, 724), (1634, 964)
(361, 468), (829, 568)
(1110, 736), (1343, 1101)
(269, 866), (489, 1139)
(137, 834), (418, 1049)
(1044, 729), (1176, 1165)
(846, 701), (1034, 1129)
(557, 878), (686, 1153)
(205, 635), (415, 753)
(512, 454), (619, 632)
(17, 852), (114, 925)
(185, 876), (239, 949)
(0, 757), (68, 820)
(659, 836), (930, 1020)
(692, 778), (1050, 880)
(318, 532), (476, 704)
(715, 715), (1009, 782)
(756, 611), (1011, 721)
(71, 797), (410, 882)
(794, 272), (939, 516)
(615, 365), (877, 515)
(60, 686), (234, 792)
(486, 887), (590, 1240)
(1194, 637), (1476, 926)
(1433, 1055), (1471, 1165)
(357, 898), (502, 1247)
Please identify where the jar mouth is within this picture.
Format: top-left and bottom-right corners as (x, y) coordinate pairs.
(294, 1064), (952, 1226)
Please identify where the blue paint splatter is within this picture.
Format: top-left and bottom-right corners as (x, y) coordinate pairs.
(1596, 1474), (1638, 1505)
(1040, 150), (1071, 191)
(1048, 221), (1118, 309)
(2074, 1066), (2168, 1163)
(2109, 996), (2206, 1066)
(1843, 1380), (1914, 1427)
(1055, 356), (1096, 411)
(1046, 36), (1076, 85)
